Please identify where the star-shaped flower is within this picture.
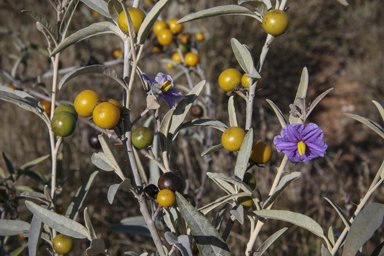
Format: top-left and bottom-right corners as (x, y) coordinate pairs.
(274, 123), (327, 162)
(141, 72), (185, 108)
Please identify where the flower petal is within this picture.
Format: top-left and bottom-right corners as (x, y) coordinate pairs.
(155, 72), (174, 86)
(140, 73), (154, 85)
(159, 87), (185, 108)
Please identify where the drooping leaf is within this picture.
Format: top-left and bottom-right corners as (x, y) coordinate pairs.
(176, 192), (231, 255)
(228, 96), (238, 127)
(98, 133), (124, 179)
(59, 65), (127, 90)
(177, 5), (259, 24)
(263, 172), (301, 209)
(51, 22), (123, 56)
(91, 152), (115, 171)
(201, 144), (223, 157)
(137, 0), (170, 44)
(107, 178), (133, 204)
(65, 171), (99, 221)
(28, 215), (43, 256)
(342, 203), (384, 256)
(21, 10), (55, 38)
(266, 99), (287, 128)
(198, 192), (252, 215)
(324, 197), (351, 228)
(0, 219), (30, 236)
(25, 201), (89, 239)
(344, 113), (384, 140)
(289, 67), (308, 124)
(19, 154), (50, 172)
(60, 0), (80, 36)
(234, 129), (253, 184)
(81, 0), (112, 18)
(231, 38), (257, 75)
(251, 210), (324, 238)
(253, 227), (288, 256)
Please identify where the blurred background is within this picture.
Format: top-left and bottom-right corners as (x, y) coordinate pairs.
(1, 0), (384, 255)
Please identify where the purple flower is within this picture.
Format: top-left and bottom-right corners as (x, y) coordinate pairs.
(141, 72), (185, 108)
(274, 123), (327, 162)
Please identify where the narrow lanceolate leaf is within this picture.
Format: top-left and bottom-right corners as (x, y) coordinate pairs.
(107, 178), (133, 204)
(372, 100), (384, 123)
(176, 192), (231, 256)
(20, 191), (48, 204)
(263, 172), (301, 209)
(10, 246), (26, 256)
(60, 0), (80, 36)
(28, 215), (43, 256)
(208, 172), (254, 194)
(201, 144), (223, 157)
(81, 0), (112, 18)
(91, 152), (115, 171)
(107, 0), (123, 23)
(289, 67), (308, 124)
(59, 65), (127, 90)
(169, 80), (206, 136)
(164, 232), (191, 256)
(231, 38), (256, 75)
(199, 192), (252, 215)
(324, 197), (351, 228)
(234, 129), (253, 184)
(337, 0), (349, 6)
(25, 201), (89, 239)
(177, 5), (259, 24)
(253, 227), (288, 256)
(84, 208), (97, 240)
(51, 22), (123, 56)
(207, 172), (236, 195)
(344, 113), (384, 140)
(0, 86), (49, 126)
(65, 171), (99, 221)
(305, 88), (333, 121)
(21, 10), (55, 37)
(0, 219), (30, 236)
(251, 210), (324, 238)
(228, 96), (238, 127)
(342, 203), (384, 256)
(177, 119), (228, 134)
(137, 0), (169, 44)
(266, 99), (287, 128)
(98, 133), (124, 178)
(20, 154), (50, 171)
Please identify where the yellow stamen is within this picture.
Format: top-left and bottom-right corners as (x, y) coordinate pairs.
(162, 80), (172, 93)
(297, 141), (306, 156)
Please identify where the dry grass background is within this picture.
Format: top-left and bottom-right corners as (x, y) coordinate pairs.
(1, 0), (384, 255)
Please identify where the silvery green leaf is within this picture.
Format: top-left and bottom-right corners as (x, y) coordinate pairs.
(251, 210), (324, 238)
(344, 113), (384, 140)
(228, 96), (238, 127)
(119, 1), (136, 38)
(371, 241), (384, 256)
(149, 132), (160, 185)
(208, 172), (254, 194)
(324, 197), (351, 228)
(60, 0), (79, 36)
(21, 10), (55, 38)
(86, 239), (107, 255)
(0, 219), (30, 236)
(321, 244), (332, 256)
(342, 203), (384, 256)
(163, 207), (178, 233)
(159, 108), (175, 148)
(305, 88), (334, 121)
(213, 204), (229, 231)
(372, 100), (384, 123)
(201, 144), (224, 157)
(199, 192), (252, 215)
(59, 65), (127, 90)
(164, 232), (191, 256)
(289, 67), (308, 124)
(132, 147), (148, 185)
(169, 80), (206, 136)
(51, 22), (123, 56)
(177, 5), (259, 24)
(107, 0), (122, 23)
(337, 0), (349, 6)
(231, 38), (255, 74)
(266, 99), (287, 128)
(253, 227), (288, 256)
(239, 0), (270, 15)
(263, 172), (301, 209)
(98, 133), (124, 178)
(207, 172), (236, 195)
(177, 119), (228, 134)
(176, 192), (231, 255)
(20, 191), (47, 203)
(230, 205), (244, 225)
(234, 129), (253, 184)
(328, 226), (335, 246)
(0, 86), (49, 126)
(65, 171), (99, 221)
(10, 246), (26, 256)
(120, 216), (147, 226)
(91, 152), (114, 171)
(28, 215), (43, 256)
(25, 201), (89, 239)
(81, 0), (111, 18)
(107, 178), (133, 204)
(137, 0), (169, 44)
(20, 154), (50, 171)
(110, 216), (150, 237)
(245, 67), (261, 79)
(84, 208), (97, 240)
